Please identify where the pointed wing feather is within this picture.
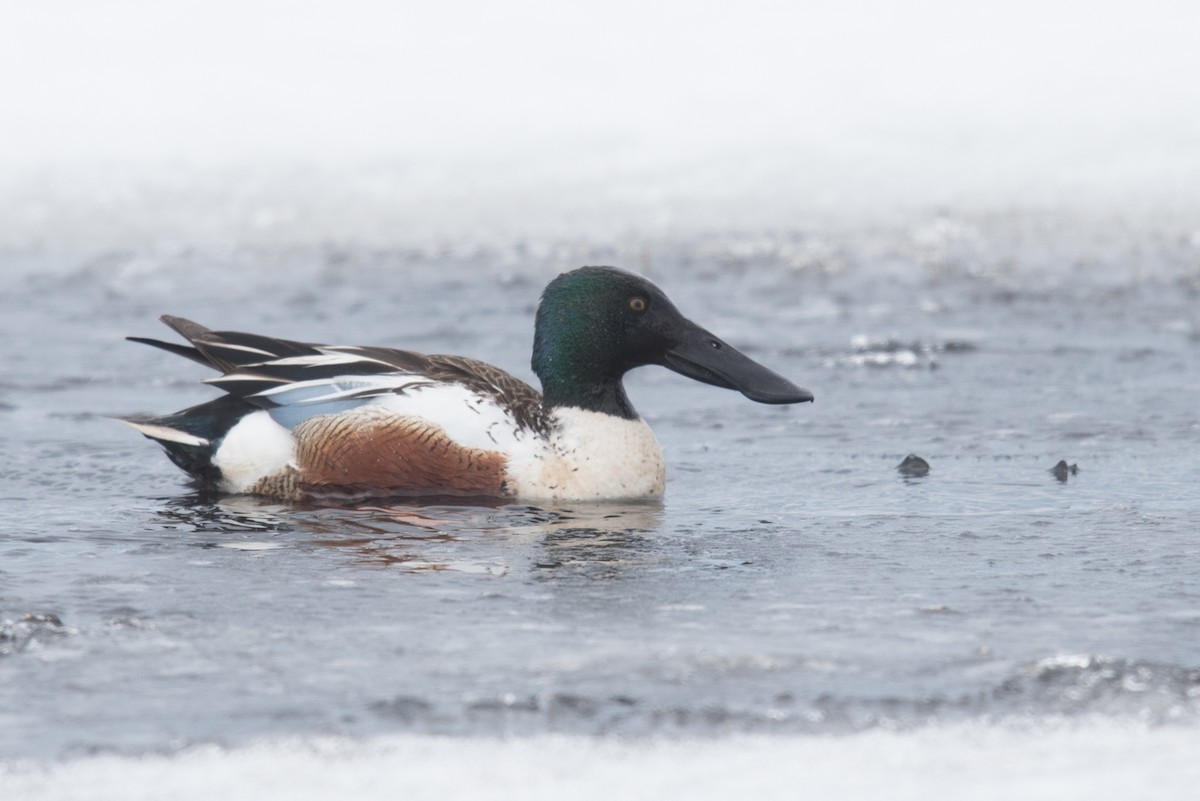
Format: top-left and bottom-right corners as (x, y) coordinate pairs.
(125, 336), (211, 367)
(319, 347), (544, 432)
(132, 316), (548, 433)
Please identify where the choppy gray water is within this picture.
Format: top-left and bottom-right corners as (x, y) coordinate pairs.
(2, 214), (1199, 760)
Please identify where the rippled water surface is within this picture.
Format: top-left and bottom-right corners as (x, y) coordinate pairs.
(2, 217), (1199, 766)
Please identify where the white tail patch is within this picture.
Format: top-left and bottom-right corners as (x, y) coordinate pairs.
(211, 410), (296, 492)
(118, 419), (209, 447)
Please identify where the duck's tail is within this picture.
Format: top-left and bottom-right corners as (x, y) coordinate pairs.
(116, 395), (254, 483)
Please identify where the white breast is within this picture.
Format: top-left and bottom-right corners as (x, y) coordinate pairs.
(508, 407), (666, 501)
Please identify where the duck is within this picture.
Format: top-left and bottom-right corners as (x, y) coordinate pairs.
(121, 266), (813, 501)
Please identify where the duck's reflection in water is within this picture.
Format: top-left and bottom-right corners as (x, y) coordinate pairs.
(153, 493), (665, 576)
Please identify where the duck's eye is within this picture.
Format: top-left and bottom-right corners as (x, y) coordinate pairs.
(629, 297), (647, 312)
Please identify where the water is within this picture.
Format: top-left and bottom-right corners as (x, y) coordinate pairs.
(2, 209), (1200, 796)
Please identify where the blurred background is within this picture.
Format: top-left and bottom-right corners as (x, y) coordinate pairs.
(3, 0), (1198, 251)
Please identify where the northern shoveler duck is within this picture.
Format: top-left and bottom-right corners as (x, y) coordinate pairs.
(122, 266), (813, 501)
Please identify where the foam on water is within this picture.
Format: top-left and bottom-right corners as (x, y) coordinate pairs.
(4, 722), (1199, 801)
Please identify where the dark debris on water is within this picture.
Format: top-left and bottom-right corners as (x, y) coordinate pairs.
(897, 454), (931, 478)
(1051, 460), (1080, 482)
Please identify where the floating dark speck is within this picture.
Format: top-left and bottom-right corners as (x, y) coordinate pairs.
(1051, 460), (1080, 482)
(897, 454), (930, 477)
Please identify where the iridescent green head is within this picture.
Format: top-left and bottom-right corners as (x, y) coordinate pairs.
(531, 266), (813, 418)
